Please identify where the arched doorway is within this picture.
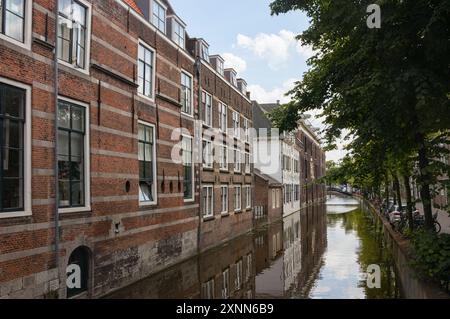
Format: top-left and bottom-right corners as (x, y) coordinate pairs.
(66, 246), (91, 298)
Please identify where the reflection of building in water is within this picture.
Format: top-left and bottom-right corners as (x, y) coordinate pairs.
(255, 204), (327, 298)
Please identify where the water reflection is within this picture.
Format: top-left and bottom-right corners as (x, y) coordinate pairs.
(107, 194), (401, 299)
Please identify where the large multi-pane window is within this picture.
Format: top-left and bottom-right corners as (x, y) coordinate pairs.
(235, 260), (243, 290)
(201, 43), (209, 61)
(0, 83), (25, 213)
(138, 43), (154, 99)
(181, 72), (193, 115)
(218, 102), (227, 132)
(234, 185), (241, 211)
(152, 0), (166, 32)
(57, 100), (86, 209)
(172, 18), (185, 48)
(222, 269), (230, 299)
(0, 0), (25, 43)
(244, 152), (250, 174)
(138, 123), (156, 204)
(202, 138), (213, 168)
(244, 185), (251, 209)
(220, 143), (228, 170)
(217, 59), (224, 76)
(232, 111), (240, 139)
(220, 185), (228, 214)
(57, 0), (88, 69)
(243, 118), (249, 142)
(202, 185), (213, 218)
(234, 148), (241, 173)
(202, 279), (215, 299)
(201, 91), (212, 126)
(182, 136), (193, 201)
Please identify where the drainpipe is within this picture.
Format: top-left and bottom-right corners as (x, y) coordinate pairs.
(53, 0), (61, 285)
(194, 56), (202, 255)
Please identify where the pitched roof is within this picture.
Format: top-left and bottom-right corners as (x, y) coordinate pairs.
(123, 0), (143, 15)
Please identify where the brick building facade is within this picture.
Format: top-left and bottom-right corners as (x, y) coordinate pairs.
(0, 0), (252, 298)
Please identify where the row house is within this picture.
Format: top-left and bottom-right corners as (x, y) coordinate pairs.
(0, 0), (252, 299)
(253, 168), (283, 225)
(252, 101), (326, 219)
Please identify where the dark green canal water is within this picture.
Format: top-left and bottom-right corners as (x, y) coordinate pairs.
(108, 194), (402, 299)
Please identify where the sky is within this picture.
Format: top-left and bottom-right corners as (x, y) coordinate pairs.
(170, 0), (346, 162)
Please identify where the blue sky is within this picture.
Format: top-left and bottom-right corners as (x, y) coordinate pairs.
(170, 0), (346, 161)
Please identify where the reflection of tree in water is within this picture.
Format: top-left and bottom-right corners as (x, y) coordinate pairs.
(332, 206), (401, 298)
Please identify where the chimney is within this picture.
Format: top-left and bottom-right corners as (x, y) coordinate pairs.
(246, 92), (251, 99)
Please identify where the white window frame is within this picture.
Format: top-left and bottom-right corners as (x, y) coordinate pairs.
(137, 40), (157, 103)
(183, 135), (195, 202)
(202, 185), (214, 218)
(272, 189), (276, 209)
(235, 259), (243, 290)
(171, 16), (185, 48)
(217, 60), (224, 76)
(232, 111), (240, 139)
(245, 185), (251, 209)
(218, 102), (227, 132)
(58, 96), (91, 214)
(222, 268), (230, 299)
(220, 185), (228, 214)
(234, 148), (241, 173)
(201, 42), (209, 61)
(202, 278), (215, 299)
(181, 70), (193, 116)
(244, 152), (250, 174)
(56, 0), (92, 74)
(150, 0), (167, 33)
(220, 143), (228, 171)
(201, 90), (212, 127)
(234, 185), (241, 212)
(0, 0), (32, 50)
(243, 118), (249, 143)
(0, 77), (31, 219)
(137, 120), (158, 206)
(202, 138), (213, 169)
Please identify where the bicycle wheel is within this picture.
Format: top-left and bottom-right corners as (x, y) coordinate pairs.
(434, 221), (441, 234)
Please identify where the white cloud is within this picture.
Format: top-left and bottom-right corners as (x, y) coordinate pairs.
(222, 53), (247, 74)
(236, 30), (314, 70)
(248, 78), (298, 104)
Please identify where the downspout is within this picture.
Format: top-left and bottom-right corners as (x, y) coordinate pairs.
(194, 56), (202, 255)
(53, 0), (61, 285)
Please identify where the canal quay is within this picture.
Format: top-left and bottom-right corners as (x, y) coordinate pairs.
(107, 194), (404, 299)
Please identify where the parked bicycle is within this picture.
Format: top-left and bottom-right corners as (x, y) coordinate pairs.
(396, 210), (441, 234)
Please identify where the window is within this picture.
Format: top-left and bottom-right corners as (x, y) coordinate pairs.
(202, 138), (213, 168)
(201, 91), (212, 126)
(230, 72), (237, 87)
(182, 136), (193, 201)
(246, 254), (252, 282)
(138, 43), (155, 99)
(0, 82), (29, 215)
(138, 123), (156, 205)
(202, 185), (214, 218)
(151, 0), (166, 32)
(222, 269), (230, 299)
(293, 158), (299, 173)
(202, 279), (215, 299)
(272, 189), (276, 209)
(172, 18), (185, 48)
(0, 0), (25, 43)
(243, 118), (249, 143)
(232, 111), (240, 139)
(234, 148), (241, 173)
(58, 99), (90, 210)
(234, 185), (241, 211)
(220, 185), (228, 214)
(220, 143), (228, 171)
(294, 184), (300, 202)
(57, 0), (89, 69)
(201, 43), (209, 61)
(235, 260), (243, 290)
(245, 185), (251, 209)
(244, 152), (250, 174)
(217, 60), (224, 76)
(218, 102), (227, 132)
(181, 72), (193, 115)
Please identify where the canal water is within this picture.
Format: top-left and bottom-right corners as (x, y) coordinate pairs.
(108, 194), (402, 299)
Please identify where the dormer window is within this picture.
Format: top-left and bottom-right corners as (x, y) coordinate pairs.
(171, 18), (185, 48)
(237, 79), (247, 95)
(230, 72), (237, 87)
(217, 59), (224, 76)
(151, 0), (166, 33)
(201, 43), (209, 61)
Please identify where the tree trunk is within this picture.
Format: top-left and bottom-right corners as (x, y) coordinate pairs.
(402, 174), (414, 231)
(385, 175), (389, 205)
(418, 144), (434, 229)
(392, 173), (402, 209)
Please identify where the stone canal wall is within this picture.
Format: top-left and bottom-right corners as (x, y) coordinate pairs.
(362, 199), (449, 299)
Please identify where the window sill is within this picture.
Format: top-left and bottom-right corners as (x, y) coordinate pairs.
(202, 166), (214, 171)
(184, 198), (195, 203)
(181, 111), (194, 119)
(58, 60), (90, 76)
(220, 212), (230, 218)
(0, 210), (32, 219)
(137, 92), (156, 104)
(203, 215), (215, 222)
(59, 206), (92, 214)
(234, 209), (242, 214)
(139, 201), (158, 208)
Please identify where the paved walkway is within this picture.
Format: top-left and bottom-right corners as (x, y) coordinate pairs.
(415, 202), (450, 234)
